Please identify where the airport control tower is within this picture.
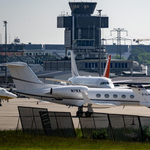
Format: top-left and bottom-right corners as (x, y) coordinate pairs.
(57, 2), (109, 59)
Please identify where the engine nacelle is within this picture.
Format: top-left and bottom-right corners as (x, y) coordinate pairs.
(50, 86), (88, 99)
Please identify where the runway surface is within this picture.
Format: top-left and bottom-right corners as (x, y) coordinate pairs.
(1, 97), (150, 130)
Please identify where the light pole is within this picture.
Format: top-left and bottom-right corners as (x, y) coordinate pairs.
(97, 10), (102, 76)
(3, 21), (7, 84)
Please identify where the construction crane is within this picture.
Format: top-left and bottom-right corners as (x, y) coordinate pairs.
(133, 39), (150, 44)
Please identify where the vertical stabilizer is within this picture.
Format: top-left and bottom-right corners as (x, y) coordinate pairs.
(71, 51), (79, 77)
(0, 62), (43, 91)
(103, 55), (111, 78)
(129, 84), (149, 102)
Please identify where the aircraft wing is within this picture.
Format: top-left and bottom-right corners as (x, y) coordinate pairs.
(113, 80), (132, 84)
(46, 78), (71, 84)
(142, 85), (150, 89)
(81, 92), (119, 108)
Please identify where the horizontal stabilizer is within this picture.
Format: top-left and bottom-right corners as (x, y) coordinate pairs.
(113, 80), (132, 84)
(0, 62), (27, 67)
(46, 78), (71, 84)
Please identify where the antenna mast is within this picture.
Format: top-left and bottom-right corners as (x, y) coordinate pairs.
(3, 21), (7, 84)
(110, 28), (128, 59)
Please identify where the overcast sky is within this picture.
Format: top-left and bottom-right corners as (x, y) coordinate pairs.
(0, 0), (150, 45)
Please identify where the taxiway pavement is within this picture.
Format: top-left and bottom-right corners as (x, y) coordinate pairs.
(1, 97), (150, 130)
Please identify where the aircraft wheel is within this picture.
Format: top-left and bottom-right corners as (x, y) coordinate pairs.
(85, 111), (92, 117)
(76, 111), (83, 117)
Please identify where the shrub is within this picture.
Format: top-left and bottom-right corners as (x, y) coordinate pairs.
(92, 130), (108, 140)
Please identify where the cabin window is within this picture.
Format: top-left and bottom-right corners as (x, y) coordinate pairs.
(113, 94), (118, 98)
(96, 94), (101, 98)
(110, 63), (112, 68)
(105, 94), (109, 98)
(122, 95), (126, 98)
(89, 63), (91, 68)
(85, 63), (88, 68)
(115, 63), (118, 68)
(102, 63), (106, 68)
(130, 95), (134, 99)
(95, 63), (98, 68)
(92, 63), (94, 68)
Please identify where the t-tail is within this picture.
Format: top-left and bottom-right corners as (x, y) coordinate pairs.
(0, 62), (44, 91)
(71, 51), (79, 77)
(103, 55), (111, 78)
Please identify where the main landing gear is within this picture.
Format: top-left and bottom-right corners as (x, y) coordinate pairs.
(76, 105), (93, 117)
(76, 106), (83, 117)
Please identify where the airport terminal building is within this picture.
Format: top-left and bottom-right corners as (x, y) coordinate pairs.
(0, 2), (149, 75)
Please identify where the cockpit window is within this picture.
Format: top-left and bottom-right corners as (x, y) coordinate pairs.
(2, 89), (5, 92)
(96, 94), (101, 98)
(100, 82), (109, 85)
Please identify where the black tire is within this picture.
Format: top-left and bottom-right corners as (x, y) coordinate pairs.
(76, 111), (83, 117)
(85, 111), (92, 117)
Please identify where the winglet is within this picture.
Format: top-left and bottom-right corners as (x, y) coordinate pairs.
(71, 51), (79, 77)
(103, 55), (111, 78)
(81, 91), (93, 104)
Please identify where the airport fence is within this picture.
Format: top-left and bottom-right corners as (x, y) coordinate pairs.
(40, 111), (76, 137)
(18, 106), (48, 135)
(18, 106), (76, 137)
(79, 112), (150, 142)
(18, 106), (150, 141)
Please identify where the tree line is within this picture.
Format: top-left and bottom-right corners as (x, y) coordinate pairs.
(112, 48), (150, 65)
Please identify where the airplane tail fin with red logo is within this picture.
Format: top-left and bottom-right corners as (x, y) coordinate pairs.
(103, 55), (111, 78)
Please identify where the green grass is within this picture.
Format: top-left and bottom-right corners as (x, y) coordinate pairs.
(0, 130), (150, 150)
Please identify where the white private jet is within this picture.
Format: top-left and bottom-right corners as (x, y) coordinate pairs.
(47, 52), (114, 88)
(0, 87), (17, 106)
(1, 62), (149, 117)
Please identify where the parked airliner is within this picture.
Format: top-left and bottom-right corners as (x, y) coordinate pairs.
(47, 51), (131, 88)
(47, 52), (114, 88)
(1, 62), (149, 116)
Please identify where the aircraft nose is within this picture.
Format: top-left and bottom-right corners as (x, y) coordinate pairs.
(12, 93), (17, 98)
(106, 85), (113, 88)
(107, 85), (112, 88)
(7, 93), (17, 98)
